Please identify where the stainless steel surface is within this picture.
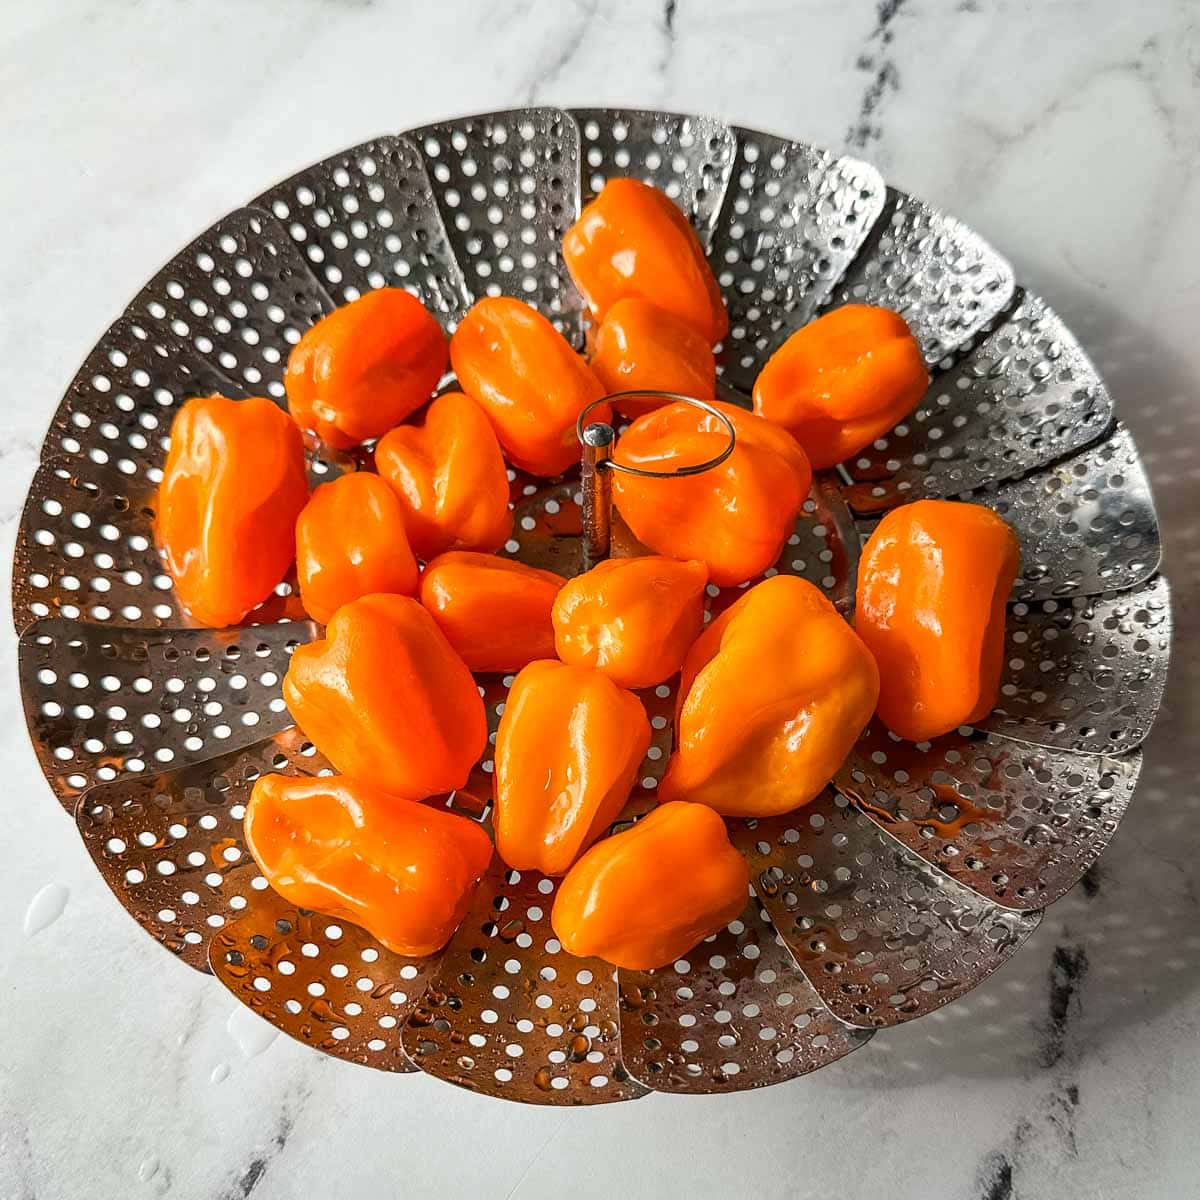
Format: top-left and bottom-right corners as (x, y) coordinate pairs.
(843, 291), (1115, 512)
(13, 107), (1169, 1104)
(732, 790), (1043, 1028)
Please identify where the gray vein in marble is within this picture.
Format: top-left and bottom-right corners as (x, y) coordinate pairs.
(218, 1086), (307, 1200)
(1039, 943), (1089, 1070)
(975, 1151), (1014, 1200)
(522, 0), (600, 106)
(845, 0), (908, 150)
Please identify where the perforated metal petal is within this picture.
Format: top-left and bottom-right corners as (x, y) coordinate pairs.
(843, 292), (1114, 511)
(12, 457), (308, 634)
(571, 108), (735, 248)
(413, 108), (582, 338)
(76, 729), (324, 968)
(255, 136), (471, 326)
(19, 618), (311, 807)
(402, 861), (648, 1105)
(711, 133), (886, 395)
(837, 724), (1142, 910)
(210, 891), (439, 1072)
(617, 895), (871, 1093)
(40, 315), (244, 486)
(125, 208), (334, 399)
(826, 190), (1015, 365)
(974, 424), (1160, 601)
(734, 790), (1041, 1027)
(14, 458), (173, 632)
(979, 576), (1170, 754)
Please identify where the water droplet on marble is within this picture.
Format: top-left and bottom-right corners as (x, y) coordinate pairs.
(210, 1062), (230, 1084)
(226, 1004), (279, 1058)
(23, 883), (69, 937)
(137, 1155), (159, 1183)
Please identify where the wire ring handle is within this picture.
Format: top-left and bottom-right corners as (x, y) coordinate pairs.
(575, 392), (737, 477)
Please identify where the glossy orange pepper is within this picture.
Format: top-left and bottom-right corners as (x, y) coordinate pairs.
(157, 395), (309, 628)
(563, 178), (728, 343)
(589, 298), (716, 418)
(374, 391), (511, 561)
(245, 773), (492, 956)
(285, 288), (448, 450)
(450, 297), (608, 477)
(295, 472), (418, 625)
(753, 305), (928, 469)
(494, 659), (651, 875)
(856, 499), (1019, 741)
(283, 593), (487, 799)
(419, 552), (565, 672)
(660, 575), (879, 817)
(552, 556), (708, 688)
(551, 802), (748, 970)
(611, 400), (812, 586)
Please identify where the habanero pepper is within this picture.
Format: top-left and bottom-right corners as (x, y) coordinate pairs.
(493, 659), (651, 875)
(450, 297), (608, 477)
(157, 394), (309, 628)
(563, 178), (728, 343)
(552, 555), (708, 689)
(419, 551), (565, 673)
(283, 593), (487, 800)
(855, 499), (1020, 742)
(285, 288), (448, 451)
(659, 574), (880, 817)
(753, 304), (928, 469)
(295, 471), (418, 625)
(245, 773), (492, 956)
(589, 298), (716, 419)
(611, 400), (812, 586)
(551, 801), (749, 970)
(374, 391), (511, 561)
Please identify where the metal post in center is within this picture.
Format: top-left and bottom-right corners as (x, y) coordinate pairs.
(580, 421), (614, 570)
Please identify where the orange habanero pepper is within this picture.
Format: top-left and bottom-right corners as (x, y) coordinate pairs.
(295, 472), (418, 625)
(611, 400), (812, 586)
(450, 297), (608, 477)
(856, 499), (1020, 742)
(552, 555), (708, 688)
(419, 552), (565, 673)
(753, 305), (928, 469)
(551, 801), (748, 970)
(157, 395), (309, 628)
(563, 178), (728, 343)
(283, 593), (487, 799)
(590, 298), (716, 419)
(660, 575), (879, 817)
(375, 391), (511, 561)
(285, 288), (447, 450)
(245, 773), (492, 956)
(494, 660), (651, 875)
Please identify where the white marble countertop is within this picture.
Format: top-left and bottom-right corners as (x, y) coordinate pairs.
(2, 2), (1199, 1197)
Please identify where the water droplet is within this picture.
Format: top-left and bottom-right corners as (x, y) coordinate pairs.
(137, 1155), (159, 1183)
(210, 1062), (230, 1084)
(226, 1004), (279, 1058)
(23, 883), (69, 937)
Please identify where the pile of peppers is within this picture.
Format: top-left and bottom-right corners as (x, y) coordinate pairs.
(155, 175), (1018, 970)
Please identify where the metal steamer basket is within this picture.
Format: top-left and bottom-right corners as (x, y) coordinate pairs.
(13, 108), (1170, 1105)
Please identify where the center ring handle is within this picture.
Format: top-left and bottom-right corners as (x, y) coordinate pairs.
(575, 391), (737, 478)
